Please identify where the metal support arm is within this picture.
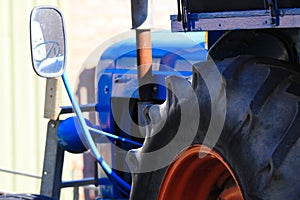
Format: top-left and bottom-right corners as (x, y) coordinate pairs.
(40, 120), (64, 199)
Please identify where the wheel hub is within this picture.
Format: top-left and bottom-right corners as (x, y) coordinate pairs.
(158, 145), (243, 200)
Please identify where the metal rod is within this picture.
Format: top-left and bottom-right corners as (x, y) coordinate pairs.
(0, 168), (41, 179)
(60, 103), (96, 114)
(89, 127), (142, 147)
(136, 29), (153, 101)
(61, 177), (110, 188)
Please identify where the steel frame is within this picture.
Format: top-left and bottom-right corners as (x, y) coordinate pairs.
(171, 8), (300, 32)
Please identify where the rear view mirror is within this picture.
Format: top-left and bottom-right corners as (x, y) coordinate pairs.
(30, 6), (66, 78)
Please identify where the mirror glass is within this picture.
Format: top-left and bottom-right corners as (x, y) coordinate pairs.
(30, 7), (66, 78)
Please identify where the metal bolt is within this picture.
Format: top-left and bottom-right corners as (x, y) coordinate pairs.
(44, 171), (48, 175)
(104, 85), (109, 94)
(153, 86), (158, 94)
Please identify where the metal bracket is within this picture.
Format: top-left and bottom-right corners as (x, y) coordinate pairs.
(131, 0), (152, 29)
(44, 78), (61, 120)
(176, 0), (282, 31)
(265, 0), (280, 25)
(177, 0), (182, 21)
(181, 0), (189, 31)
(40, 120), (64, 199)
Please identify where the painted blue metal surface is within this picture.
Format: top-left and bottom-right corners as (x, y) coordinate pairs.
(49, 30), (207, 199)
(57, 116), (142, 153)
(93, 31), (207, 198)
(96, 30), (207, 133)
(57, 117), (89, 153)
(61, 73), (131, 197)
(98, 31), (205, 62)
(56, 30), (206, 198)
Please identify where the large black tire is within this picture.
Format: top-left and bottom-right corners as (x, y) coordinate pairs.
(128, 56), (300, 200)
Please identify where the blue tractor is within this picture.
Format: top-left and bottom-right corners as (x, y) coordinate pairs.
(2, 0), (300, 199)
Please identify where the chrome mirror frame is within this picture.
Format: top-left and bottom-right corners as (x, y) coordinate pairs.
(30, 6), (66, 78)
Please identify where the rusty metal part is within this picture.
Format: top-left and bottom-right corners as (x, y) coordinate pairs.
(136, 29), (153, 101)
(158, 145), (244, 200)
(218, 184), (244, 200)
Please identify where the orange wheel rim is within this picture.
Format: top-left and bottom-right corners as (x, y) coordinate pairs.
(158, 145), (244, 200)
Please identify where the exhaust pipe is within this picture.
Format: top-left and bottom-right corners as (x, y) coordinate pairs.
(131, 0), (153, 101)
